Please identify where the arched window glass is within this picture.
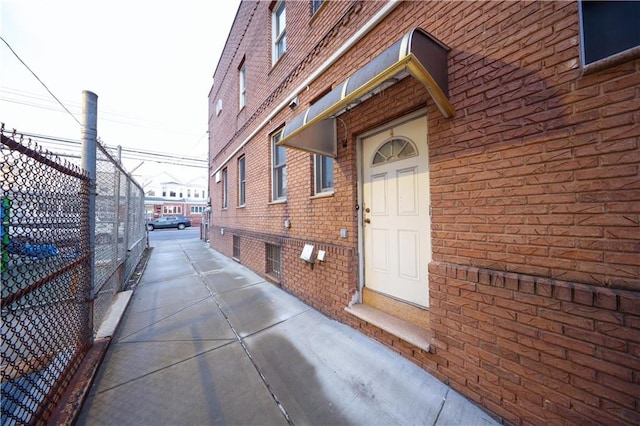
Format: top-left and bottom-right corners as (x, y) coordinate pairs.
(372, 138), (417, 165)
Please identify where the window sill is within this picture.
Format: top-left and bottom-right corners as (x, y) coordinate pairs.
(345, 304), (431, 352)
(236, 205), (246, 209)
(309, 1), (328, 24)
(268, 199), (287, 205)
(270, 52), (287, 73)
(309, 191), (334, 200)
(582, 45), (640, 76)
(265, 273), (281, 285)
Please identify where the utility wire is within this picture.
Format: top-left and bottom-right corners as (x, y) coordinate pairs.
(1, 128), (208, 167)
(0, 36), (82, 126)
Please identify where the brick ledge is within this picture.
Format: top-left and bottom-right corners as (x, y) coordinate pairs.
(345, 304), (431, 352)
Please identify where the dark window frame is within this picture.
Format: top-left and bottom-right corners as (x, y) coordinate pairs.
(314, 154), (334, 194)
(579, 1), (640, 69)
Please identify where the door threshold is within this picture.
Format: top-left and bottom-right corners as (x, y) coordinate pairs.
(345, 304), (431, 352)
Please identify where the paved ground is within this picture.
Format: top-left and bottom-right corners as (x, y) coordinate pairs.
(76, 235), (500, 425)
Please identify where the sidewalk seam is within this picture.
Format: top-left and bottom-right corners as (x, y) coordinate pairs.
(200, 270), (294, 426)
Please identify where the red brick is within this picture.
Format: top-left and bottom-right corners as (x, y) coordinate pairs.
(563, 325), (627, 352)
(572, 375), (636, 409)
(596, 322), (640, 344)
(620, 294), (640, 315)
(479, 359), (522, 385)
(541, 307), (595, 330)
(495, 317), (539, 339)
(518, 334), (568, 359)
(563, 304), (624, 326)
(571, 351), (633, 383)
(517, 312), (562, 333)
(209, 2), (640, 424)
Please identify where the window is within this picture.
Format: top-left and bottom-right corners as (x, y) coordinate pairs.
(272, 130), (287, 201)
(266, 243), (281, 279)
(580, 1), (640, 66)
(169, 191), (176, 197)
(239, 62), (246, 109)
(233, 235), (240, 259)
(314, 155), (334, 194)
(312, 0), (324, 14)
(190, 206), (204, 214)
(163, 206), (182, 214)
(272, 1), (286, 64)
(187, 189), (191, 198)
(238, 156), (246, 206)
(222, 168), (228, 209)
(372, 138), (417, 165)
(162, 186), (167, 197)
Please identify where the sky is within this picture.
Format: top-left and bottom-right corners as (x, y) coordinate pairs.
(0, 0), (241, 184)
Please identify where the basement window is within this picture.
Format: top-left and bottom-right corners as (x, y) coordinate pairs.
(266, 243), (281, 280)
(233, 235), (240, 259)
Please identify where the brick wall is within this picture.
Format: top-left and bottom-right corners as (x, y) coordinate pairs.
(427, 1), (639, 290)
(420, 1), (640, 424)
(208, 1), (640, 424)
(210, 225), (358, 321)
(429, 263), (640, 425)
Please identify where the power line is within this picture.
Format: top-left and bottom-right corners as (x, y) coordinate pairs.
(1, 86), (206, 139)
(1, 128), (208, 168)
(1, 36), (82, 126)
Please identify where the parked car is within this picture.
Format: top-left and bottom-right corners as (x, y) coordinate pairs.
(147, 216), (191, 231)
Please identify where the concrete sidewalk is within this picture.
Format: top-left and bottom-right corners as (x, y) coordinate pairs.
(77, 236), (499, 425)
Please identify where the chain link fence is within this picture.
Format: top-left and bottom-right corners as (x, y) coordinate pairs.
(93, 143), (146, 332)
(1, 125), (146, 425)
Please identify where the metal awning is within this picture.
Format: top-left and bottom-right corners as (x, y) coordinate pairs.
(277, 27), (454, 157)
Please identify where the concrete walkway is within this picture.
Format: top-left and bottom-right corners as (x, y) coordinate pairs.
(77, 235), (499, 425)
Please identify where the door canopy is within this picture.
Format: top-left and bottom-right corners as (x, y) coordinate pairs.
(278, 27), (454, 157)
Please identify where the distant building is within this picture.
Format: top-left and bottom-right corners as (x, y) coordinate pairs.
(208, 1), (639, 425)
(143, 172), (208, 225)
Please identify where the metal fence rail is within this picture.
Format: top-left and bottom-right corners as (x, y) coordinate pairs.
(1, 125), (147, 425)
(1, 130), (91, 425)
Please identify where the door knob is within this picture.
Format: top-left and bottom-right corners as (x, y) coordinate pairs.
(364, 218), (371, 224)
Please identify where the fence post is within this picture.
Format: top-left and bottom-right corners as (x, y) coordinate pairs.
(81, 90), (98, 337)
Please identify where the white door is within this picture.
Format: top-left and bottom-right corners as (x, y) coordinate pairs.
(362, 116), (431, 308)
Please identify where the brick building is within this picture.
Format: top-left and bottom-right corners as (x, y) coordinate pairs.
(208, 1), (640, 424)
(143, 172), (208, 225)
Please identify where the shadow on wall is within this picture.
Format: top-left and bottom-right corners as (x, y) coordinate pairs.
(428, 46), (640, 288)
